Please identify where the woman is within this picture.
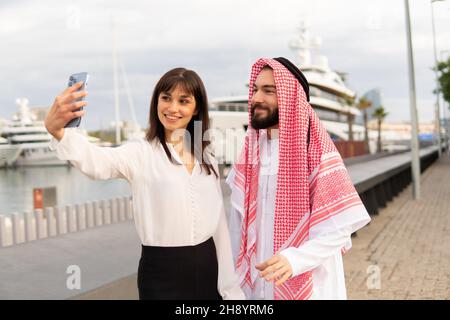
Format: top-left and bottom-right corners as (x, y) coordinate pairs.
(45, 68), (245, 300)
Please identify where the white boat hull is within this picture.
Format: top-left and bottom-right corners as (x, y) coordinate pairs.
(0, 145), (22, 167)
(14, 144), (68, 167)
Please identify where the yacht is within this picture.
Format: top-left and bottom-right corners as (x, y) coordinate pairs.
(0, 136), (22, 168)
(1, 98), (121, 167)
(0, 98), (70, 166)
(209, 22), (365, 164)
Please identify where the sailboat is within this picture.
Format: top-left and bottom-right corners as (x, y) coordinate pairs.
(110, 21), (145, 146)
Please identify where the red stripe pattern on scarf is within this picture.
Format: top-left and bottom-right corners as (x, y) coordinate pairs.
(233, 58), (365, 300)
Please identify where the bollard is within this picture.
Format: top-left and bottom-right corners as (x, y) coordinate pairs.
(130, 197), (134, 220)
(110, 198), (118, 223)
(119, 198), (126, 222)
(0, 215), (7, 247)
(11, 212), (22, 245)
(76, 203), (86, 231)
(66, 205), (77, 233)
(45, 207), (56, 237)
(55, 206), (67, 235)
(101, 200), (111, 225)
(94, 201), (103, 226)
(34, 209), (45, 239)
(24, 211), (34, 242)
(85, 202), (94, 229)
(126, 197), (134, 220)
(124, 197), (131, 220)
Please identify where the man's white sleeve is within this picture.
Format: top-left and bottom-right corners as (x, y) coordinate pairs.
(279, 226), (352, 277)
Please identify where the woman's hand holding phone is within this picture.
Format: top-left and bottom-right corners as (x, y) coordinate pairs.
(44, 82), (88, 141)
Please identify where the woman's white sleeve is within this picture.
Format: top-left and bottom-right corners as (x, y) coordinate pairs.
(212, 166), (246, 300)
(49, 128), (141, 182)
(213, 204), (246, 300)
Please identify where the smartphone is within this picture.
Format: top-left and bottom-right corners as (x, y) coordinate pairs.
(65, 72), (89, 128)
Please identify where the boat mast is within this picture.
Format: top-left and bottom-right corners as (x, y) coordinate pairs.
(111, 19), (121, 145)
(119, 59), (138, 126)
(289, 21), (312, 66)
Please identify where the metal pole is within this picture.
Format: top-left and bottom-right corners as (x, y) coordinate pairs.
(404, 0), (421, 200)
(112, 19), (121, 145)
(431, 0), (443, 156)
(440, 50), (450, 151)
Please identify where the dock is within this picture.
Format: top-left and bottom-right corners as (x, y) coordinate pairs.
(0, 148), (448, 299)
(344, 154), (450, 299)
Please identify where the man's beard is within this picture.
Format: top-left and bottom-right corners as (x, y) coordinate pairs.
(250, 103), (279, 129)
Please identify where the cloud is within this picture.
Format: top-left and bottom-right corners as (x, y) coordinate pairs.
(0, 0), (449, 130)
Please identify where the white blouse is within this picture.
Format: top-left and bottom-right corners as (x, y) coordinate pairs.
(49, 128), (245, 300)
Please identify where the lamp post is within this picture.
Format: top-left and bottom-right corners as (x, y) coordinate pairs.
(431, 0), (445, 156)
(440, 49), (450, 150)
(111, 17), (121, 146)
(404, 0), (421, 200)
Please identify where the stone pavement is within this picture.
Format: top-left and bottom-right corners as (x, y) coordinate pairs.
(343, 154), (450, 300)
(1, 153), (448, 300)
(0, 221), (140, 299)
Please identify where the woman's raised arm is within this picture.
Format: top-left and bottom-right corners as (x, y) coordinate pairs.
(45, 82), (142, 181)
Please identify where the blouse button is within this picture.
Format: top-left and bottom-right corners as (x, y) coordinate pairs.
(190, 180), (196, 240)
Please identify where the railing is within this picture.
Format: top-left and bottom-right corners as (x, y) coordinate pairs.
(354, 146), (440, 216)
(0, 146), (444, 247)
(0, 196), (133, 248)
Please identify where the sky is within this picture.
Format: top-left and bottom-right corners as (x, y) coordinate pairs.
(0, 0), (449, 130)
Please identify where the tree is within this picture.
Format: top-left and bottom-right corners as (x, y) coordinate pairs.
(345, 96), (356, 142)
(356, 96), (373, 153)
(373, 106), (389, 153)
(435, 57), (450, 107)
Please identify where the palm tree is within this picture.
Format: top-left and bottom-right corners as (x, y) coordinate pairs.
(345, 96), (356, 142)
(373, 106), (389, 153)
(356, 96), (372, 153)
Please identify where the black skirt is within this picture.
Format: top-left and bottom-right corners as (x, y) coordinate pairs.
(137, 237), (222, 300)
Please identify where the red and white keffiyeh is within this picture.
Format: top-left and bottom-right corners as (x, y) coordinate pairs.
(231, 58), (370, 300)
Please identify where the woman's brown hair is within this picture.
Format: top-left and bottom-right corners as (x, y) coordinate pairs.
(145, 67), (218, 178)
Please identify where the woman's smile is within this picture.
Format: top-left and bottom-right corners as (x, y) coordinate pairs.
(164, 114), (182, 122)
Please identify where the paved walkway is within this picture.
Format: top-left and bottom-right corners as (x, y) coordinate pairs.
(1, 153), (448, 300)
(344, 154), (450, 300)
(0, 221), (140, 299)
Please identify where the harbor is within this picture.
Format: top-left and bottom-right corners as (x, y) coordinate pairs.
(1, 0), (449, 302)
(0, 147), (448, 299)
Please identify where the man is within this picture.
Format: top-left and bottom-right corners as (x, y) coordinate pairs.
(226, 57), (371, 300)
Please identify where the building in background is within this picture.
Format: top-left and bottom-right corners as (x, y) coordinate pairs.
(367, 120), (435, 151)
(362, 88), (384, 122)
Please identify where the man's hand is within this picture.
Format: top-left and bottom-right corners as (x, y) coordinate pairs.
(255, 254), (293, 286)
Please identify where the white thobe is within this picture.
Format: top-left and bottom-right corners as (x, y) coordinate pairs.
(227, 137), (355, 300)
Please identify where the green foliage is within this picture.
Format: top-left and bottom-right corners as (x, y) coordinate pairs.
(372, 106), (389, 120)
(434, 57), (450, 107)
(356, 96), (372, 111)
